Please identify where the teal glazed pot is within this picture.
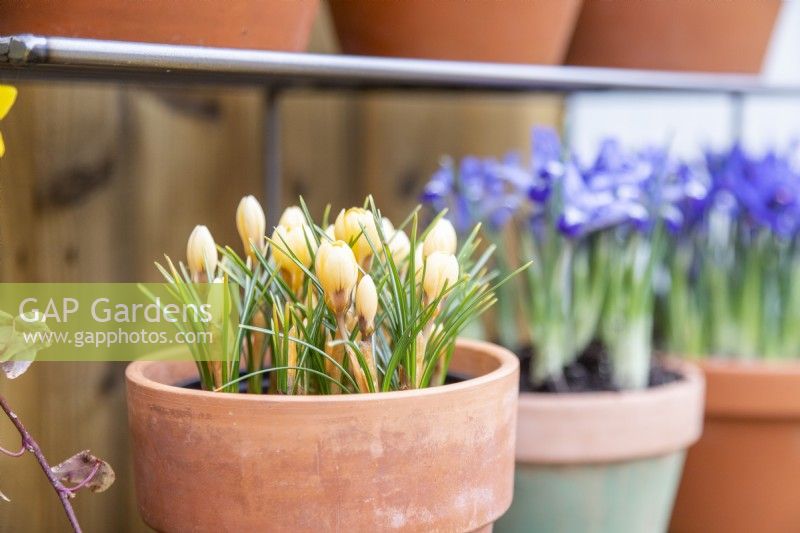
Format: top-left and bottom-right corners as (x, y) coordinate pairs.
(497, 360), (704, 533)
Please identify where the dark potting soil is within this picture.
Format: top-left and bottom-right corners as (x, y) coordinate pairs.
(518, 340), (682, 393)
(179, 372), (467, 393)
(180, 376), (270, 392)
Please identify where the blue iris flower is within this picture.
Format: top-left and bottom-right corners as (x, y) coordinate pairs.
(422, 127), (713, 240)
(704, 144), (800, 239)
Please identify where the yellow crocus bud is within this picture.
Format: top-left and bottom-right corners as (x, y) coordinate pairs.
(334, 207), (380, 265)
(414, 331), (427, 388)
(423, 218), (457, 258)
(389, 229), (411, 264)
(381, 217), (395, 238)
(271, 224), (315, 272)
(236, 195), (266, 259)
(278, 206), (305, 229)
(355, 274), (378, 336)
(271, 224), (315, 291)
(287, 326), (298, 391)
(423, 252), (459, 300)
(315, 240), (359, 315)
(186, 225), (218, 279)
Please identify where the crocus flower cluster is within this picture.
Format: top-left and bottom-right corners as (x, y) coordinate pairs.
(158, 195), (505, 394)
(423, 127), (706, 390)
(665, 143), (800, 359)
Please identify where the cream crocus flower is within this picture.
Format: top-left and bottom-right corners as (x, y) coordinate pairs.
(0, 85), (17, 159)
(324, 224), (335, 241)
(186, 225), (218, 280)
(381, 217), (395, 238)
(315, 240), (359, 314)
(423, 218), (457, 258)
(271, 224), (314, 271)
(271, 224), (315, 291)
(413, 244), (425, 283)
(334, 207), (380, 265)
(355, 274), (378, 336)
(236, 195), (266, 259)
(423, 252), (459, 300)
(389, 229), (411, 264)
(278, 206), (305, 230)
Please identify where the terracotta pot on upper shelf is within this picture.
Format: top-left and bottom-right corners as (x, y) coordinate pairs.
(671, 359), (800, 533)
(328, 0), (584, 64)
(126, 339), (518, 532)
(0, 0), (319, 51)
(497, 359), (704, 533)
(566, 0), (782, 73)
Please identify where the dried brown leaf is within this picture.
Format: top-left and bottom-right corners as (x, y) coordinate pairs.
(1, 360), (33, 379)
(51, 450), (115, 493)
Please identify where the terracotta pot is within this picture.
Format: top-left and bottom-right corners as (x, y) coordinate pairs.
(126, 339), (518, 532)
(328, 0), (584, 64)
(0, 0), (318, 51)
(497, 360), (704, 533)
(566, 0), (782, 73)
(671, 359), (800, 533)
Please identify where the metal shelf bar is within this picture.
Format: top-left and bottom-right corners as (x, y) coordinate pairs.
(4, 34), (800, 214)
(3, 34), (800, 94)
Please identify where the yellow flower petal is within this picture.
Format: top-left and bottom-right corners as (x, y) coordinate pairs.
(0, 86), (17, 120)
(0, 132), (5, 158)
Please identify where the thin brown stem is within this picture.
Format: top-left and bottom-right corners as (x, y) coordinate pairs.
(0, 394), (82, 533)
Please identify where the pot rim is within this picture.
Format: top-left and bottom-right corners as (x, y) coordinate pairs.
(692, 357), (800, 419)
(515, 359), (705, 464)
(698, 356), (800, 374)
(125, 337), (518, 404)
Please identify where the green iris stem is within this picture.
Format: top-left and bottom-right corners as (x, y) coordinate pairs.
(602, 231), (660, 390)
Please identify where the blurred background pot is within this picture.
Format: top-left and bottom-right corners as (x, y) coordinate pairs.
(497, 360), (703, 533)
(0, 0), (318, 51)
(126, 339), (518, 532)
(328, 0), (583, 63)
(671, 360), (800, 533)
(566, 0), (781, 73)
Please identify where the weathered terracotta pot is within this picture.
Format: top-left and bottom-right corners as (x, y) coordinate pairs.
(566, 0), (781, 73)
(126, 339), (518, 532)
(0, 0), (318, 51)
(497, 360), (704, 533)
(671, 359), (800, 533)
(328, 0), (583, 64)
